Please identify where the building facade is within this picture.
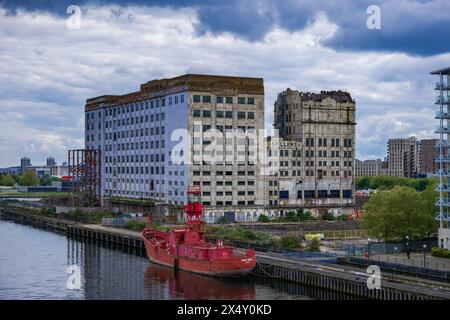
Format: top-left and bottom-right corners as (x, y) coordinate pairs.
(85, 74), (265, 213)
(387, 137), (417, 178)
(20, 157), (31, 173)
(272, 89), (356, 214)
(355, 159), (388, 177)
(46, 157), (56, 167)
(418, 139), (439, 176)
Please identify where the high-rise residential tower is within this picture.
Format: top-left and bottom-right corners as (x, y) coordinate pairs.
(387, 137), (417, 178)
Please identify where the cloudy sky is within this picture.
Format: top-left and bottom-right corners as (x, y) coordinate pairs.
(0, 0), (449, 167)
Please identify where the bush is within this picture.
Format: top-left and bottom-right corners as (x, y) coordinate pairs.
(431, 247), (450, 259)
(305, 238), (321, 252)
(125, 220), (147, 232)
(321, 212), (336, 221)
(258, 214), (270, 222)
(206, 225), (272, 243)
(278, 233), (302, 249)
(271, 209), (316, 223)
(64, 208), (116, 223)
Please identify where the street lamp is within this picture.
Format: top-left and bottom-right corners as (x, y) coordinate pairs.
(405, 235), (410, 259)
(423, 244), (427, 268)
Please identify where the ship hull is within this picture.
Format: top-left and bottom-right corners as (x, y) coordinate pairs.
(142, 230), (256, 278)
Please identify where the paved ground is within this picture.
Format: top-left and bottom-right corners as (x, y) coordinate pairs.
(81, 224), (142, 239)
(370, 252), (450, 271)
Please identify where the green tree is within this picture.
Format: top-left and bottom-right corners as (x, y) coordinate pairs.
(356, 175), (435, 191)
(361, 185), (437, 241)
(356, 176), (370, 190)
(0, 174), (15, 186)
(40, 174), (60, 186)
(18, 169), (40, 186)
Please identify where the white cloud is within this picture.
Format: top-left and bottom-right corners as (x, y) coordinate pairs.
(0, 4), (447, 166)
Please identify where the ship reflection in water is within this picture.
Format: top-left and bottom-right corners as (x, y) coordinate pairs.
(144, 265), (255, 300)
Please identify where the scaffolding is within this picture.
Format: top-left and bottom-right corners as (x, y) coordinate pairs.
(433, 67), (450, 232)
(68, 149), (101, 207)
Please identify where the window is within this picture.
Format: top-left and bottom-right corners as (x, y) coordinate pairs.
(238, 97), (246, 104)
(225, 97), (233, 104)
(247, 97), (255, 105)
(318, 190), (328, 198)
(304, 190), (315, 199)
(193, 110), (201, 117)
(216, 96), (224, 103)
(247, 112), (254, 119)
(225, 111), (233, 118)
(203, 96), (211, 103)
(238, 111), (246, 119)
(330, 190), (340, 198)
(203, 110), (211, 117)
(216, 110), (224, 118)
(343, 190), (352, 198)
(279, 190), (289, 199)
(193, 95), (201, 103)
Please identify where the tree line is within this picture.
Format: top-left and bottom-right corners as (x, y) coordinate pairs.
(356, 175), (436, 191)
(0, 169), (59, 187)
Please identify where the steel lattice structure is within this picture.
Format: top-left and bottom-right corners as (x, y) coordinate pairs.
(432, 67), (450, 229)
(68, 149), (101, 207)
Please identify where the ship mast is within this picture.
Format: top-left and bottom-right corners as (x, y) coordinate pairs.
(183, 186), (206, 244)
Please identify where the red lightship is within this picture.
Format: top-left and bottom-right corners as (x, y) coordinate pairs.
(142, 186), (256, 277)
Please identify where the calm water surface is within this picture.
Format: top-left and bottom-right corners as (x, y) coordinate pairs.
(0, 215), (354, 300)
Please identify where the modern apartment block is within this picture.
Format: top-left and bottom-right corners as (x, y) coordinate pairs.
(387, 137), (417, 178)
(85, 74), (265, 213)
(271, 89), (356, 214)
(418, 139), (439, 176)
(355, 159), (388, 177)
(46, 157), (56, 167)
(20, 157), (31, 173)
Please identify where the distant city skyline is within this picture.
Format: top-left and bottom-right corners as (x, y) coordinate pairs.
(1, 1), (450, 167)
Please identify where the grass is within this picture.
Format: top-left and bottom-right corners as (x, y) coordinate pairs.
(124, 220), (147, 231)
(206, 225), (275, 244)
(63, 208), (117, 224)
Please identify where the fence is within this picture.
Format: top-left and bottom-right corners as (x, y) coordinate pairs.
(343, 256), (450, 281)
(344, 238), (439, 257)
(369, 254), (449, 272)
(304, 229), (367, 239)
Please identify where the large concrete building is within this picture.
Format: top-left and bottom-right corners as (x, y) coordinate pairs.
(387, 137), (418, 178)
(355, 159), (389, 177)
(271, 89), (356, 214)
(85, 74), (266, 217)
(84, 77), (358, 220)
